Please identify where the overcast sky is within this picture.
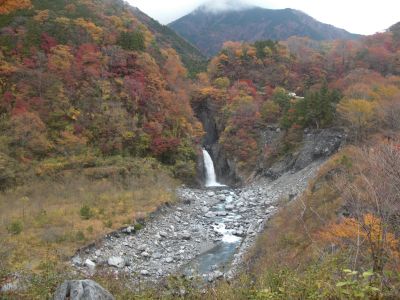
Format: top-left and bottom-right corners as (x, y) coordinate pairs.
(127, 0), (400, 35)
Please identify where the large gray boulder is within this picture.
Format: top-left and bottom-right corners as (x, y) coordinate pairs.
(107, 256), (125, 268)
(53, 280), (114, 300)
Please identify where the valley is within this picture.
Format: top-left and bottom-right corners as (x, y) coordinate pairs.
(0, 0), (400, 299)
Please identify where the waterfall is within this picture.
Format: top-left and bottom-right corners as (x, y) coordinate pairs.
(202, 149), (224, 187)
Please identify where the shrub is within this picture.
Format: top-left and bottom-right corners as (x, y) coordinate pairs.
(134, 223), (143, 231)
(7, 220), (23, 235)
(79, 204), (93, 220)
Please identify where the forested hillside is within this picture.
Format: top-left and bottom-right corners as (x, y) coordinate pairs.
(130, 7), (207, 77)
(0, 0), (205, 189)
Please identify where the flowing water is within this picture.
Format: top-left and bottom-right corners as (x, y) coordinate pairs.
(184, 150), (241, 277)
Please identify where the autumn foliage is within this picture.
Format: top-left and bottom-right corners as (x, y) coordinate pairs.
(0, 0), (202, 186)
(0, 0), (31, 15)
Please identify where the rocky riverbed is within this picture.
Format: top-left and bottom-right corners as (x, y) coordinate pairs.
(72, 160), (323, 283)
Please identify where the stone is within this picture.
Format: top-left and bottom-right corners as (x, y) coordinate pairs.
(152, 253), (162, 259)
(165, 257), (174, 263)
(233, 230), (245, 237)
(207, 271), (224, 282)
(226, 195), (233, 202)
(159, 231), (167, 238)
(217, 211), (228, 217)
(205, 212), (216, 218)
(72, 256), (82, 266)
(201, 207), (209, 213)
(122, 226), (134, 234)
(138, 244), (147, 252)
(156, 269), (163, 276)
(0, 278), (23, 293)
(84, 259), (96, 271)
(214, 271), (224, 279)
(218, 194), (226, 201)
(225, 204), (234, 211)
(140, 270), (150, 276)
(207, 191), (215, 197)
(107, 256), (125, 268)
(141, 252), (150, 258)
(53, 280), (114, 300)
(181, 231), (191, 240)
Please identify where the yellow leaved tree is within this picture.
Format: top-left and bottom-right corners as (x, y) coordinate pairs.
(320, 214), (399, 274)
(337, 98), (378, 141)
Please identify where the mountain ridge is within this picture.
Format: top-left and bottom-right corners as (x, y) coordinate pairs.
(169, 6), (361, 56)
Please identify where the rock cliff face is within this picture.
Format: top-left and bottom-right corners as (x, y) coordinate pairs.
(261, 128), (346, 179)
(192, 98), (241, 186)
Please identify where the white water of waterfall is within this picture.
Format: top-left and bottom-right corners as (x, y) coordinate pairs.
(202, 149), (225, 187)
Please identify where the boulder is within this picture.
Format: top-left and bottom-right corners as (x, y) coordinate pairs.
(138, 244), (147, 252)
(107, 256), (125, 268)
(53, 280), (114, 300)
(225, 204), (234, 211)
(72, 256), (82, 266)
(159, 231), (168, 238)
(181, 231), (191, 240)
(207, 271), (224, 282)
(141, 252), (150, 258)
(84, 259), (96, 271)
(205, 212), (216, 218)
(226, 195), (233, 202)
(121, 226), (135, 234)
(201, 206), (209, 213)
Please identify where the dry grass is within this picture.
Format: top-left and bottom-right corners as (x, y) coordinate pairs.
(245, 148), (358, 275)
(0, 160), (177, 272)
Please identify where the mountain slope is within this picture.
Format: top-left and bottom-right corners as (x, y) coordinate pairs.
(169, 6), (361, 56)
(0, 0), (203, 185)
(130, 7), (207, 76)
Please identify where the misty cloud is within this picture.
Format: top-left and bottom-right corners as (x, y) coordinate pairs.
(198, 0), (254, 13)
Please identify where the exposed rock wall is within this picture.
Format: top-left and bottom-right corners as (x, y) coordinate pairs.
(261, 128), (346, 179)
